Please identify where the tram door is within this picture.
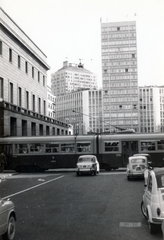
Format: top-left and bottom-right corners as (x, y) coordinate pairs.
(122, 141), (138, 166)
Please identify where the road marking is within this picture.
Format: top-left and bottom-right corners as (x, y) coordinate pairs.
(119, 222), (141, 227)
(3, 175), (64, 200)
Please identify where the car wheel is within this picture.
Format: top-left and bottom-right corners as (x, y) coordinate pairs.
(148, 220), (158, 234)
(141, 201), (147, 219)
(127, 176), (130, 181)
(76, 172), (79, 176)
(2, 215), (16, 240)
(94, 170), (97, 176)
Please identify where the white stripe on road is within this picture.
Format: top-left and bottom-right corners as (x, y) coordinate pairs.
(119, 222), (141, 227)
(3, 175), (64, 200)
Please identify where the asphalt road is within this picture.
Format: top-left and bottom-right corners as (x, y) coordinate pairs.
(0, 171), (163, 240)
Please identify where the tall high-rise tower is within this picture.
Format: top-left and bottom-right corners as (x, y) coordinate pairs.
(101, 20), (139, 132)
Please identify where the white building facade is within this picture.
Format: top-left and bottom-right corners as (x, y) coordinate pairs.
(55, 89), (103, 134)
(139, 86), (164, 132)
(0, 8), (69, 136)
(47, 86), (56, 119)
(51, 61), (97, 97)
(101, 20), (139, 132)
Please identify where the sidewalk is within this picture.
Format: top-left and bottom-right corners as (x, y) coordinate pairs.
(0, 170), (18, 180)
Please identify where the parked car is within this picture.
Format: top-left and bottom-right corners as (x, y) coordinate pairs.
(141, 167), (164, 234)
(0, 198), (16, 240)
(126, 155), (148, 180)
(76, 155), (100, 176)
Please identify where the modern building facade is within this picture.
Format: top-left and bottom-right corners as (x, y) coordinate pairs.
(101, 20), (139, 132)
(55, 89), (103, 134)
(47, 86), (56, 119)
(0, 8), (69, 137)
(139, 86), (164, 132)
(51, 61), (97, 97)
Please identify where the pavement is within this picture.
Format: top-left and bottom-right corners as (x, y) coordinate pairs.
(0, 168), (126, 180)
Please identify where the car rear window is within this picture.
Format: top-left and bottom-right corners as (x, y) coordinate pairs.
(156, 175), (164, 188)
(131, 159), (145, 163)
(78, 158), (94, 162)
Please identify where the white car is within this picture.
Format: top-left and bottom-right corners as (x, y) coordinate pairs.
(141, 167), (164, 234)
(0, 198), (16, 240)
(76, 155), (100, 176)
(126, 155), (148, 180)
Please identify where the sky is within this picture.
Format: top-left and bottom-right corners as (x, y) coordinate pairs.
(1, 0), (164, 88)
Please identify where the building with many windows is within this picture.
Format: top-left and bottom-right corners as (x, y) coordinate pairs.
(55, 89), (103, 134)
(101, 20), (139, 132)
(139, 86), (164, 132)
(0, 8), (69, 137)
(51, 61), (97, 97)
(47, 86), (56, 119)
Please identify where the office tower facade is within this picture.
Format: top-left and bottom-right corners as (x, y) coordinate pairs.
(55, 89), (103, 134)
(101, 20), (139, 132)
(139, 86), (164, 132)
(51, 61), (97, 97)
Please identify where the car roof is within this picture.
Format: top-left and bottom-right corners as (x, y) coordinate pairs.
(129, 156), (147, 160)
(79, 155), (95, 158)
(153, 168), (164, 176)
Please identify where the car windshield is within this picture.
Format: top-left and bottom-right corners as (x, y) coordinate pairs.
(78, 158), (94, 163)
(156, 174), (164, 188)
(131, 159), (145, 163)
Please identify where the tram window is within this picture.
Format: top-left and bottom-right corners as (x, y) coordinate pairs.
(15, 144), (28, 154)
(77, 143), (91, 152)
(157, 140), (164, 150)
(29, 143), (44, 153)
(45, 143), (59, 153)
(61, 143), (75, 153)
(105, 141), (119, 152)
(141, 141), (155, 151)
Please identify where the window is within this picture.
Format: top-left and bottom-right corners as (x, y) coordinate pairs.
(77, 143), (91, 152)
(61, 143), (75, 153)
(45, 143), (59, 153)
(10, 82), (13, 103)
(18, 55), (21, 68)
(125, 68), (128, 72)
(0, 78), (3, 98)
(32, 94), (35, 111)
(32, 67), (34, 78)
(0, 41), (2, 55)
(117, 27), (120, 31)
(43, 76), (45, 86)
(26, 91), (29, 109)
(38, 71), (40, 83)
(43, 100), (46, 115)
(25, 61), (28, 73)
(38, 97), (41, 114)
(9, 48), (12, 62)
(104, 141), (119, 152)
(18, 87), (22, 106)
(141, 141), (155, 151)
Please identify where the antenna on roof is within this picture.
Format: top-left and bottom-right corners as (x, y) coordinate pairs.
(78, 59), (83, 68)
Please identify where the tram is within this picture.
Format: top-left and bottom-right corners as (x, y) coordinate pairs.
(0, 132), (164, 172)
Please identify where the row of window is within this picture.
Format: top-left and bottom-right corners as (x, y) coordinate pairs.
(14, 142), (91, 154)
(101, 26), (136, 32)
(9, 80), (46, 114)
(0, 41), (46, 87)
(102, 53), (136, 59)
(102, 47), (136, 52)
(101, 40), (136, 45)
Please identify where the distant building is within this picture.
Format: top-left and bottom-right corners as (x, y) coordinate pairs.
(139, 86), (164, 132)
(0, 8), (69, 136)
(55, 89), (103, 134)
(47, 86), (56, 119)
(101, 20), (139, 132)
(51, 61), (97, 97)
